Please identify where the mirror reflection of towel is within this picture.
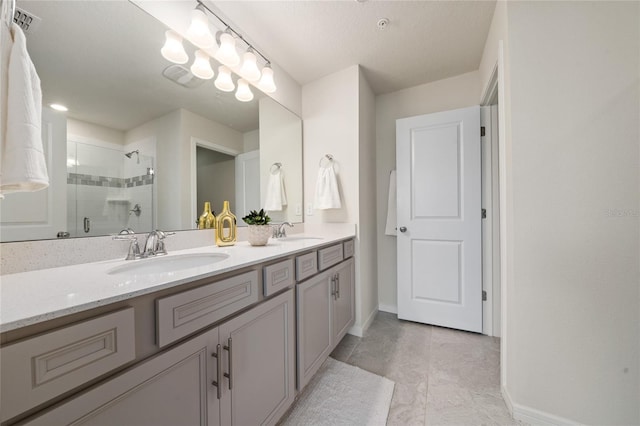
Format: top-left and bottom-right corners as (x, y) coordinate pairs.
(264, 169), (287, 211)
(314, 165), (341, 210)
(1, 23), (49, 194)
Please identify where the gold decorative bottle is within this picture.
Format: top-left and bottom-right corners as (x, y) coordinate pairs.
(198, 202), (216, 229)
(215, 201), (237, 246)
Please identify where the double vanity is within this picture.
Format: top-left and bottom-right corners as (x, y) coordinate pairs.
(0, 228), (356, 425)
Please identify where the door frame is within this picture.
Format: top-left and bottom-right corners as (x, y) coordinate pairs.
(189, 137), (241, 226)
(480, 40), (509, 393)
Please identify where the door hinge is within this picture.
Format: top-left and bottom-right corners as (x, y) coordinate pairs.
(482, 290), (487, 301)
(481, 208), (487, 219)
(481, 126), (486, 137)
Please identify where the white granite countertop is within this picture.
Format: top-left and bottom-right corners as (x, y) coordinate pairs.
(0, 229), (355, 333)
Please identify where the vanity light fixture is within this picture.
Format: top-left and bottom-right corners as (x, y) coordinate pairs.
(160, 1), (277, 100)
(258, 63), (276, 94)
(239, 48), (261, 82)
(215, 65), (235, 91)
(187, 5), (215, 49)
(235, 79), (254, 102)
(161, 30), (188, 64)
(191, 50), (214, 80)
(215, 29), (240, 67)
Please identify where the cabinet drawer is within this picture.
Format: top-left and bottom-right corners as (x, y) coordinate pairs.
(263, 259), (295, 296)
(318, 244), (344, 271)
(343, 239), (355, 258)
(0, 308), (135, 423)
(296, 252), (318, 282)
(157, 270), (259, 347)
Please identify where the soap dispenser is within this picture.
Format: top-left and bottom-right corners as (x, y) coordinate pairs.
(215, 201), (237, 246)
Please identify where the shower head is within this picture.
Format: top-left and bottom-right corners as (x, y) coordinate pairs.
(124, 150), (139, 159)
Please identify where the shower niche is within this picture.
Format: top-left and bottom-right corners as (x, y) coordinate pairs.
(66, 139), (155, 237)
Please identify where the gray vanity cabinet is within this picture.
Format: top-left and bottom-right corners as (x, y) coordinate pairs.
(24, 327), (220, 426)
(296, 270), (333, 390)
(333, 257), (355, 343)
(296, 256), (355, 391)
(219, 288), (296, 426)
(23, 289), (296, 426)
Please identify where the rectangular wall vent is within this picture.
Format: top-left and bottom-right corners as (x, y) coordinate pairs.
(13, 7), (42, 34)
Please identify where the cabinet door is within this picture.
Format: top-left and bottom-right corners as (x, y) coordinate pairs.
(333, 258), (355, 343)
(24, 328), (221, 426)
(219, 289), (295, 426)
(296, 271), (333, 390)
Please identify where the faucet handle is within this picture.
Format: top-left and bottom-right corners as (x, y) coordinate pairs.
(125, 239), (141, 260)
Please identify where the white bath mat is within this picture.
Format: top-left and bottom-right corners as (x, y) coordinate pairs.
(282, 357), (395, 426)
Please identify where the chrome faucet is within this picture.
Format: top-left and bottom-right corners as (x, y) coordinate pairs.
(142, 229), (175, 257)
(273, 222), (293, 238)
(113, 228), (141, 260)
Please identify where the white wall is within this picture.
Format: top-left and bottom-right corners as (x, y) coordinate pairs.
(243, 129), (259, 152)
(259, 97), (303, 223)
(67, 119), (125, 146)
(504, 2), (639, 423)
(375, 71), (481, 312)
(126, 110), (181, 231)
(197, 148), (235, 215)
(357, 67), (378, 330)
(302, 65), (378, 334)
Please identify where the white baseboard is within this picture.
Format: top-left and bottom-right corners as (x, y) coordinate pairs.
(502, 385), (581, 425)
(348, 307), (378, 337)
(378, 304), (397, 314)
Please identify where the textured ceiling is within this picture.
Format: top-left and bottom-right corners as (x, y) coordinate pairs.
(214, 0), (497, 94)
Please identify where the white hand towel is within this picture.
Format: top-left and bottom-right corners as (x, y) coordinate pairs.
(1, 23), (48, 194)
(314, 165), (341, 210)
(264, 169), (287, 211)
(384, 170), (397, 236)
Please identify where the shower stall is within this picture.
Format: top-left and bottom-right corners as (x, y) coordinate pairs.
(66, 140), (155, 237)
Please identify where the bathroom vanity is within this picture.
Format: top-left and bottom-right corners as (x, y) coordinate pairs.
(0, 231), (355, 425)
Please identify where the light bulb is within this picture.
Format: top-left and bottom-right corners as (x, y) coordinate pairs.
(215, 30), (240, 66)
(215, 65), (235, 92)
(190, 50), (214, 80)
(239, 49), (261, 82)
(161, 30), (188, 64)
(235, 79), (254, 102)
(187, 7), (215, 49)
(258, 63), (277, 93)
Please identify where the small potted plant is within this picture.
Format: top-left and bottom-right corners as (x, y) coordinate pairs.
(242, 209), (272, 246)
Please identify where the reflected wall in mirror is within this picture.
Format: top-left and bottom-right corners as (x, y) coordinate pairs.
(0, 0), (303, 243)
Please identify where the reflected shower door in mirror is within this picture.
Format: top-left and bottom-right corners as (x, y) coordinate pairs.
(0, 1), (303, 243)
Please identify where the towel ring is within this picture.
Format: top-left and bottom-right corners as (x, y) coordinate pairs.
(319, 154), (334, 167)
(270, 162), (282, 174)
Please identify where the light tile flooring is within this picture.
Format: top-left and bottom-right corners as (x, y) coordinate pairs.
(328, 312), (521, 425)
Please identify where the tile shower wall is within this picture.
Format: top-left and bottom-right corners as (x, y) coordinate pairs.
(67, 141), (154, 237)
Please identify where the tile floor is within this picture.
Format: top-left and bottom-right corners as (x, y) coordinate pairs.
(329, 312), (522, 425)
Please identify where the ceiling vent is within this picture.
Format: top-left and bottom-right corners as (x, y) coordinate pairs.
(162, 65), (205, 89)
(13, 7), (42, 34)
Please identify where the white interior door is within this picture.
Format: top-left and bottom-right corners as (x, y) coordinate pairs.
(396, 105), (482, 332)
(235, 150), (260, 224)
(0, 107), (67, 242)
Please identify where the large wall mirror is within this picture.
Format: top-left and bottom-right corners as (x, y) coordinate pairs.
(0, 0), (303, 243)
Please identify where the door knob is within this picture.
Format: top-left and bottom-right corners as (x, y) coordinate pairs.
(399, 226), (407, 233)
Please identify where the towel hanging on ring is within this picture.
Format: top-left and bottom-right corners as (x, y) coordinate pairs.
(314, 156), (341, 210)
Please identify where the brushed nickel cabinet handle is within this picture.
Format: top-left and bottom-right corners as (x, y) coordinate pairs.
(224, 337), (233, 390)
(211, 343), (222, 399)
(335, 274), (340, 299)
(330, 275), (336, 300)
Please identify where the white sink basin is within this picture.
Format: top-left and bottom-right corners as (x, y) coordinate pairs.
(108, 253), (230, 276)
(277, 236), (323, 242)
